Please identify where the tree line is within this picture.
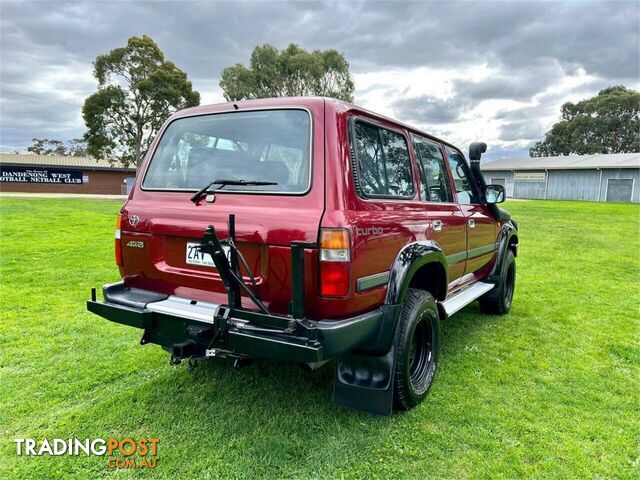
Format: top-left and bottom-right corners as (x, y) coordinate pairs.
(26, 138), (87, 157)
(24, 35), (639, 166)
(529, 86), (639, 157)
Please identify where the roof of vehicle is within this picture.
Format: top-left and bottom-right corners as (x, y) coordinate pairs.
(0, 153), (136, 171)
(481, 152), (640, 171)
(174, 96), (461, 153)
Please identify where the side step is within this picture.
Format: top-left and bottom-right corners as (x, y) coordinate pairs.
(442, 282), (494, 317)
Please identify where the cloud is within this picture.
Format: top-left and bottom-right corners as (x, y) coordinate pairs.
(1, 0), (639, 154)
(498, 120), (545, 142)
(392, 95), (469, 124)
(452, 61), (567, 104)
(482, 146), (531, 163)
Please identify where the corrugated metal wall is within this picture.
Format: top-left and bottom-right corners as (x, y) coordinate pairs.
(483, 168), (639, 203)
(546, 170), (600, 201)
(514, 181), (546, 199)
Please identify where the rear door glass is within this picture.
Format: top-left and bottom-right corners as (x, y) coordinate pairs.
(352, 120), (414, 199)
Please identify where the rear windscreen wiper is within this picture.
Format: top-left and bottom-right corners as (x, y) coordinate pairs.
(190, 179), (278, 203)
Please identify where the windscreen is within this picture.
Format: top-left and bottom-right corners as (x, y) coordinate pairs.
(143, 109), (311, 193)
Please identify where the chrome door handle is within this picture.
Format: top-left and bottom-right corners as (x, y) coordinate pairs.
(468, 219), (475, 228)
(433, 220), (443, 232)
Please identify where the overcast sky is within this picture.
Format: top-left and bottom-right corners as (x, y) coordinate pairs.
(1, 0), (638, 160)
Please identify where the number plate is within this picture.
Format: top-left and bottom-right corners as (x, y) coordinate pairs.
(185, 242), (229, 268)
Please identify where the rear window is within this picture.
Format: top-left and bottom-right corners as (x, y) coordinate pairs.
(352, 119), (414, 199)
(143, 109), (311, 193)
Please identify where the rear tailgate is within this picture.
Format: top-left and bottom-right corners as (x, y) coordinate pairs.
(118, 103), (325, 314)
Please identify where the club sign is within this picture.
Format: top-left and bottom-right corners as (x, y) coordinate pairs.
(0, 166), (83, 184)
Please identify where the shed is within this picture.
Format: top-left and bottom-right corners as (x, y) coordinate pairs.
(481, 153), (640, 203)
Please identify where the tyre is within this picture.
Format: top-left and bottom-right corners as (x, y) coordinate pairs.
(479, 249), (516, 315)
(393, 288), (440, 411)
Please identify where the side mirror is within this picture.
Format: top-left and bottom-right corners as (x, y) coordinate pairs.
(485, 184), (506, 204)
(469, 142), (487, 163)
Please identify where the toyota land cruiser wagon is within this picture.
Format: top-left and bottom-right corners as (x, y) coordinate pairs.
(88, 97), (518, 414)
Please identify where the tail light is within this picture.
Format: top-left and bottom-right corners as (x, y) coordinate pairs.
(115, 214), (123, 266)
(319, 228), (351, 297)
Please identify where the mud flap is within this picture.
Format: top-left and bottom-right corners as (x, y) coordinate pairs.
(332, 345), (396, 415)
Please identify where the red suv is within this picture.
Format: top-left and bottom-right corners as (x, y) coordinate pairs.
(88, 97), (518, 414)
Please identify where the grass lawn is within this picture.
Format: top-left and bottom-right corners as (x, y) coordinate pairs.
(0, 197), (638, 479)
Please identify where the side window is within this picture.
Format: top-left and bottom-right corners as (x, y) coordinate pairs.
(413, 136), (453, 202)
(446, 146), (479, 204)
(353, 120), (414, 198)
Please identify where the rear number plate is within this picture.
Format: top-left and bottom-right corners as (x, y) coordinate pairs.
(186, 242), (229, 268)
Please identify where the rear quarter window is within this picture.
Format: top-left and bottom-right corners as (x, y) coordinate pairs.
(351, 119), (414, 199)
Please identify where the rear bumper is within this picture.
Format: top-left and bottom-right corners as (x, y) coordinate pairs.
(87, 282), (399, 363)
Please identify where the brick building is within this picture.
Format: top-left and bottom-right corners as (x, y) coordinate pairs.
(0, 154), (136, 195)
